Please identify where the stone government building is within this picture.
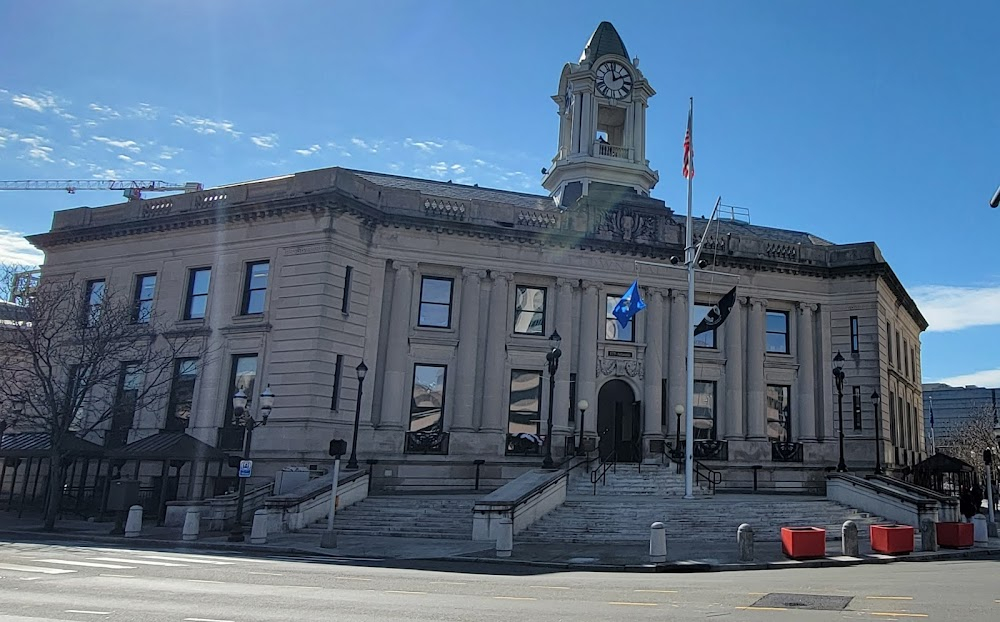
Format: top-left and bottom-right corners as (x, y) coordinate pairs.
(23, 22), (927, 496)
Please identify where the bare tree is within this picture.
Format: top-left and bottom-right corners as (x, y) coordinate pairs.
(0, 264), (207, 530)
(937, 403), (1000, 486)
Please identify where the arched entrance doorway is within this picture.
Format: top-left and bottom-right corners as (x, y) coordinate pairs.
(596, 379), (640, 462)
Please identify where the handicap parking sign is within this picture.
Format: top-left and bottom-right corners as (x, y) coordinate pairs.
(238, 460), (253, 478)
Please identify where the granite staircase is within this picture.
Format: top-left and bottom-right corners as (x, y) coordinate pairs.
(299, 494), (478, 539)
(568, 463), (712, 497)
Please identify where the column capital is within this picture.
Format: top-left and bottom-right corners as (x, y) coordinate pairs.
(392, 260), (417, 274)
(490, 271), (514, 283)
(797, 301), (818, 315)
(644, 286), (667, 299)
(581, 280), (601, 294)
(750, 297), (768, 310)
(556, 277), (577, 291)
(669, 289), (686, 303)
(462, 268), (488, 280)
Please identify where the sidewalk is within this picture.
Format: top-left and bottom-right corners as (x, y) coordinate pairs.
(2, 513), (999, 573)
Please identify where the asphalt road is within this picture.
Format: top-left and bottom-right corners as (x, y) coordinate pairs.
(0, 540), (997, 621)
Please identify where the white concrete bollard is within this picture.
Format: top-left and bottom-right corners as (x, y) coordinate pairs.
(841, 520), (859, 556)
(649, 522), (667, 563)
(124, 505), (143, 538)
(737, 523), (754, 562)
(496, 517), (513, 558)
(973, 515), (988, 542)
(250, 509), (268, 545)
(182, 509), (200, 542)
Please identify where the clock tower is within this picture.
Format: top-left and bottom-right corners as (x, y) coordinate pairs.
(542, 22), (659, 207)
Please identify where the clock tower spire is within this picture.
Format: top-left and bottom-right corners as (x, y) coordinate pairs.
(542, 22), (658, 207)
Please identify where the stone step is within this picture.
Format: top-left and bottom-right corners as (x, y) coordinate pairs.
(300, 495), (477, 539)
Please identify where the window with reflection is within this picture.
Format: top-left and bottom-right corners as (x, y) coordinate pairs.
(507, 369), (543, 439)
(184, 268), (211, 320)
(166, 358), (199, 431)
(693, 305), (716, 348)
(409, 364), (447, 432)
(514, 286), (546, 335)
(766, 384), (791, 442)
(132, 274), (156, 323)
(109, 362), (143, 447)
(418, 277), (453, 328)
(224, 355), (258, 426)
(83, 279), (105, 326)
(693, 380), (717, 440)
(605, 294), (634, 342)
(766, 311), (789, 353)
(241, 261), (270, 315)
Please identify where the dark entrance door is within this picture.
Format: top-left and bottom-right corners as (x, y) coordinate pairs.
(596, 380), (641, 462)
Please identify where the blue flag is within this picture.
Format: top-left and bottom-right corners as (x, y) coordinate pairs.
(613, 280), (646, 329)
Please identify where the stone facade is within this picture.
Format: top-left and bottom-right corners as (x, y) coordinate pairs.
(26, 22), (928, 494)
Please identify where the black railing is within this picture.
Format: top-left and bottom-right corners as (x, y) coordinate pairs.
(771, 441), (804, 463)
(404, 430), (450, 455)
(663, 444), (723, 494)
(590, 450), (618, 495)
(694, 439), (729, 461)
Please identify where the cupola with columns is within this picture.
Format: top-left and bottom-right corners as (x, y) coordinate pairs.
(542, 21), (659, 207)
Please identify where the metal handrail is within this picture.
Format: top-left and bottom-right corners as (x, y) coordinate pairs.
(590, 450), (618, 495)
(662, 444), (722, 494)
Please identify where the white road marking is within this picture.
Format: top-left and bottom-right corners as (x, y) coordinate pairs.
(99, 574), (136, 578)
(183, 618), (236, 622)
(89, 557), (186, 567)
(141, 555), (234, 565)
(0, 563), (76, 575)
(187, 579), (225, 584)
(34, 559), (135, 569)
(530, 585), (571, 590)
(248, 572), (283, 576)
(64, 610), (110, 615)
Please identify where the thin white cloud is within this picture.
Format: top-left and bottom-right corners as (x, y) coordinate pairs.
(294, 144), (321, 156)
(350, 137), (381, 153)
(148, 162), (165, 172)
(0, 229), (44, 266)
(129, 103), (158, 120)
(911, 285), (1000, 332)
(934, 368), (1000, 388)
(0, 127), (18, 148)
(173, 114), (241, 138)
(12, 95), (44, 113)
(88, 102), (121, 119)
(427, 162), (449, 177)
(404, 137), (444, 152)
(118, 154), (133, 162)
(158, 146), (181, 160)
(18, 136), (54, 163)
(10, 92), (74, 120)
(92, 135), (142, 153)
(450, 163), (466, 175)
(251, 134), (279, 149)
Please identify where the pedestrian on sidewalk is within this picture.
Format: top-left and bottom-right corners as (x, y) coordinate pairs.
(960, 485), (977, 522)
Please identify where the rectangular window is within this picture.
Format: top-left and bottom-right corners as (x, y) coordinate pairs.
(330, 354), (344, 411)
(903, 339), (909, 378)
(166, 358), (199, 431)
(568, 372), (577, 423)
(241, 261), (270, 315)
(852, 386), (862, 430)
(606, 294), (634, 342)
(109, 362), (143, 447)
(765, 311), (789, 354)
(897, 395), (904, 448)
(132, 273), (157, 323)
(418, 276), (453, 328)
(508, 369), (543, 444)
(906, 401), (913, 450)
(887, 322), (893, 365)
(850, 316), (860, 353)
(409, 364), (446, 432)
(889, 391), (897, 444)
(83, 279), (105, 326)
(910, 347), (916, 381)
(341, 266), (353, 314)
(766, 384), (792, 442)
(895, 330), (901, 370)
(184, 268), (211, 320)
(693, 305), (716, 348)
(693, 380), (717, 440)
(514, 286), (547, 335)
(223, 355), (258, 427)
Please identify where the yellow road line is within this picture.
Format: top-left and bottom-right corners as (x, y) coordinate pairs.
(737, 606), (788, 611)
(608, 602), (658, 607)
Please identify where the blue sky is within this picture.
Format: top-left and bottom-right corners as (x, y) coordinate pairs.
(1, 1), (999, 386)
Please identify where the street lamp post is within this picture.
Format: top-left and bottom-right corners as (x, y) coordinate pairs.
(542, 330), (562, 469)
(346, 361), (368, 471)
(674, 404), (684, 458)
(871, 390), (884, 475)
(576, 399), (589, 456)
(228, 385), (274, 542)
(833, 352), (847, 472)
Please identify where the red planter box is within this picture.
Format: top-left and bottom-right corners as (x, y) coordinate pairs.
(870, 524), (915, 555)
(781, 527), (827, 559)
(937, 522), (974, 549)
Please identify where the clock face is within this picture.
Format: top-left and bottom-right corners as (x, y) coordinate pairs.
(595, 61), (632, 99)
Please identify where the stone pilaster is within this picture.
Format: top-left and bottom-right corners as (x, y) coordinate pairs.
(667, 290), (687, 440)
(552, 279), (575, 436)
(724, 296), (746, 440)
(797, 302), (818, 441)
(379, 261), (414, 430)
(481, 271), (512, 432)
(642, 288), (665, 459)
(746, 298), (768, 440)
(579, 281), (599, 436)
(452, 269), (486, 432)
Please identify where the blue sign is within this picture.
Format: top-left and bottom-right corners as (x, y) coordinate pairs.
(238, 460), (253, 478)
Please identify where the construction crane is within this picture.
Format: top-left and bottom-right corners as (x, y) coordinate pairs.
(0, 179), (204, 201)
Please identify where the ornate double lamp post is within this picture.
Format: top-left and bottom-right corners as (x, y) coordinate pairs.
(228, 386), (274, 542)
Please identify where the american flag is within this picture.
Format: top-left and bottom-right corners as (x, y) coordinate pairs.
(682, 104), (694, 179)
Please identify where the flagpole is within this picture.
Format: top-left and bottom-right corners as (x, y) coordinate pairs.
(684, 97), (696, 500)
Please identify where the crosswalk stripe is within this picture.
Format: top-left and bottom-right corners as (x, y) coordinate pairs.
(89, 557), (187, 567)
(34, 559), (136, 569)
(140, 555), (234, 565)
(0, 563), (76, 575)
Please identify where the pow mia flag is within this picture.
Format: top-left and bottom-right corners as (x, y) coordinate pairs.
(694, 287), (737, 336)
